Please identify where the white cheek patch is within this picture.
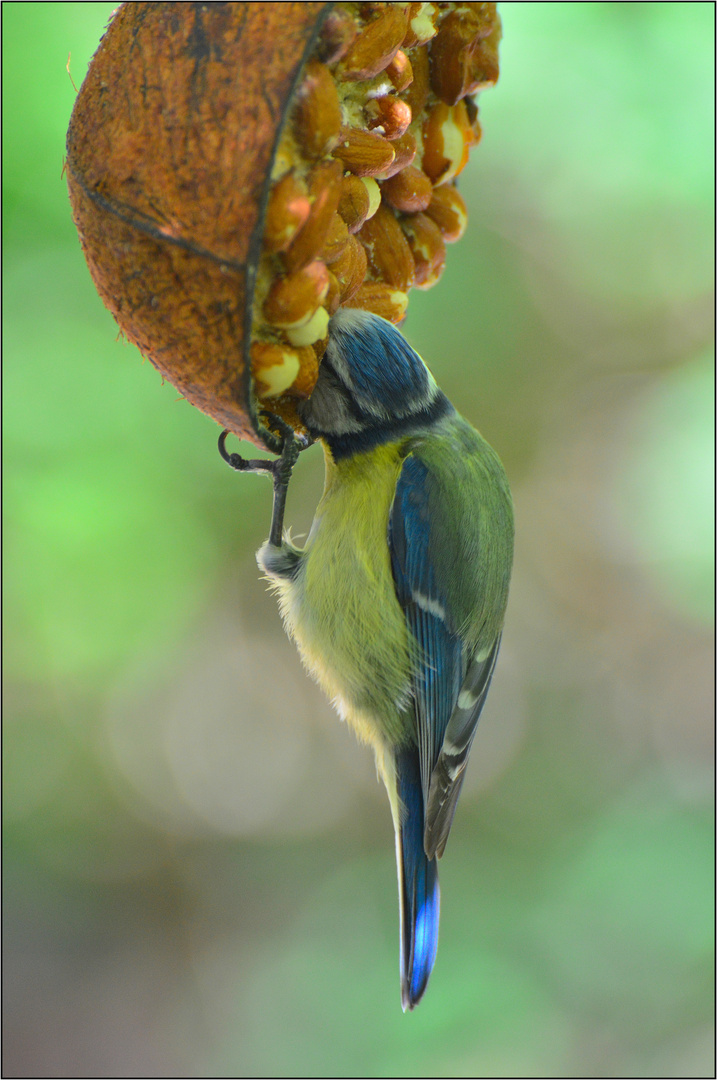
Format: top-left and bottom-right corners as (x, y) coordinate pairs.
(302, 373), (362, 436)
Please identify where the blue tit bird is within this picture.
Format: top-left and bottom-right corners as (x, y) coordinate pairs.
(220, 308), (513, 1010)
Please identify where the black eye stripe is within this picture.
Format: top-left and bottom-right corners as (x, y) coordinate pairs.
(326, 394), (455, 461)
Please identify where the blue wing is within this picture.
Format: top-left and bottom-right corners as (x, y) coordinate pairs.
(389, 452), (501, 859)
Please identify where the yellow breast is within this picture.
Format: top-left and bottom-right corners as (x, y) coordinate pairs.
(273, 442), (413, 750)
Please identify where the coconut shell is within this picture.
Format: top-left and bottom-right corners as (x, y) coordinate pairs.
(66, 1), (331, 447)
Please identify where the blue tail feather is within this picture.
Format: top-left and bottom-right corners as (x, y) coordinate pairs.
(396, 747), (440, 1011)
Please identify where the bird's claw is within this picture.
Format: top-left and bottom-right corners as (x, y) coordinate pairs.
(218, 414), (311, 505)
(217, 430), (274, 476)
(258, 410), (295, 453)
(218, 415), (310, 549)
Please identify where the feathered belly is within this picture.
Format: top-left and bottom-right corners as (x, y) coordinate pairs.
(272, 445), (413, 749)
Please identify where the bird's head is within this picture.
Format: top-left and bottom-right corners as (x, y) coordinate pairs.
(298, 309), (451, 458)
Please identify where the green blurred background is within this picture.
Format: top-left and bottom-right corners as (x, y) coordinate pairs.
(3, 3), (714, 1076)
